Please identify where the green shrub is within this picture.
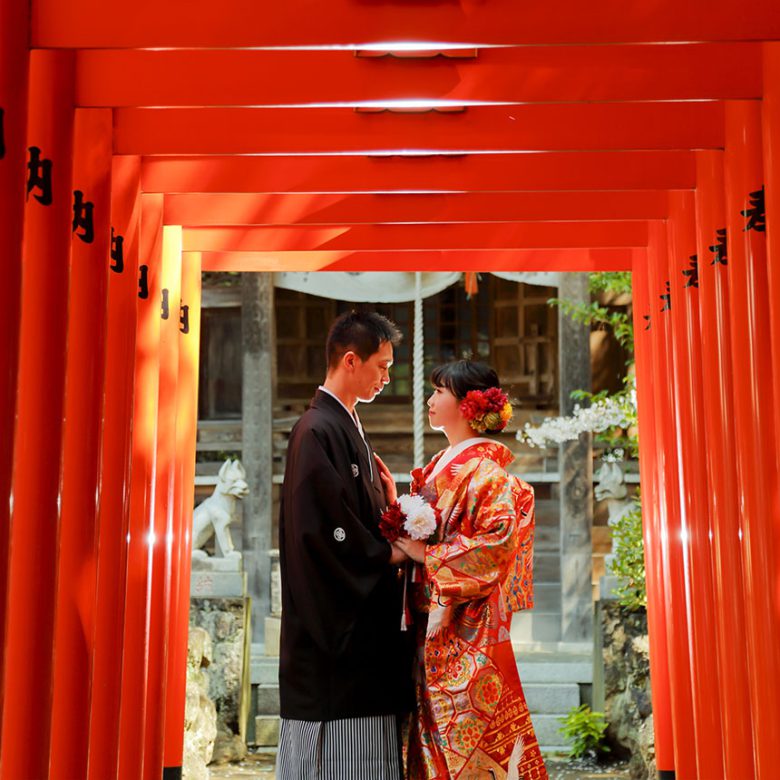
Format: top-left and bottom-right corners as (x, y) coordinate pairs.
(559, 704), (611, 759)
(609, 496), (647, 611)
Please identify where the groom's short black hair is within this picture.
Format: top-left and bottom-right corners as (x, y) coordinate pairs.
(326, 310), (402, 369)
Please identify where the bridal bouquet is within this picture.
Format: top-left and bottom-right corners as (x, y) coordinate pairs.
(379, 494), (440, 543)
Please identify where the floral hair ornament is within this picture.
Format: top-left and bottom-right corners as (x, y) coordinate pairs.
(459, 387), (513, 433)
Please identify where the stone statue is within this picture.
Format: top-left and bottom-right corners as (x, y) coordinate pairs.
(595, 458), (633, 599)
(192, 459), (249, 567)
(595, 459), (629, 515)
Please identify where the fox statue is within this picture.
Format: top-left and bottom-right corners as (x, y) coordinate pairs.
(192, 458), (250, 559)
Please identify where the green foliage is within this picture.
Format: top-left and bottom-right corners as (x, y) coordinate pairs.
(609, 495), (647, 611)
(588, 271), (633, 296)
(548, 271), (635, 353)
(559, 704), (611, 759)
(547, 297), (634, 354)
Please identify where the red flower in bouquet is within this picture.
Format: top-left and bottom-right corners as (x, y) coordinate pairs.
(380, 494), (440, 544)
(379, 501), (405, 543)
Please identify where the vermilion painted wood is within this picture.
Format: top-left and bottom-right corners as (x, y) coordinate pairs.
(141, 152), (696, 195)
(182, 222), (648, 253)
(646, 221), (698, 780)
(163, 252), (202, 773)
(197, 248), (638, 273)
(49, 107), (113, 780)
(631, 255), (675, 775)
(32, 0), (780, 48)
(0, 0), (29, 737)
(694, 150), (755, 779)
(113, 102), (724, 156)
(723, 100), (780, 778)
(88, 155), (142, 780)
(0, 49), (76, 780)
(665, 191), (725, 778)
(117, 194), (164, 780)
(763, 44), (780, 493)
(163, 191), (670, 227)
(143, 226), (182, 780)
(75, 43), (762, 108)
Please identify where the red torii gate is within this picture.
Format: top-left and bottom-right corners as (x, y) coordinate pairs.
(1, 2), (779, 779)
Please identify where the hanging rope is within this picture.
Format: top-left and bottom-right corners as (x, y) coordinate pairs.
(413, 271), (425, 469)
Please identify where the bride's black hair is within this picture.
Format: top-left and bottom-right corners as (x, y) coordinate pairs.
(430, 359), (501, 401)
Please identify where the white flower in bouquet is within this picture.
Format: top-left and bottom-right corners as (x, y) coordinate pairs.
(398, 494), (438, 541)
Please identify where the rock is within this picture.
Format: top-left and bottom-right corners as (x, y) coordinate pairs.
(183, 627), (218, 780)
(210, 727), (248, 764)
(600, 602), (654, 780)
(190, 597), (250, 766)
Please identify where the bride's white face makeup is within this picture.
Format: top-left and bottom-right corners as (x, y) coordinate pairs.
(426, 385), (461, 432)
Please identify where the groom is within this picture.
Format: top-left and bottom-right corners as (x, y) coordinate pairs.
(276, 310), (414, 780)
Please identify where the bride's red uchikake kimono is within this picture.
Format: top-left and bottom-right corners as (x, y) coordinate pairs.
(404, 439), (548, 780)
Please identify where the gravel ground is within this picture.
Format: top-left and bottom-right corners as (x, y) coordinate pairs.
(207, 750), (631, 779)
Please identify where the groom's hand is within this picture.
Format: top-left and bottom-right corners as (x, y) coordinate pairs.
(389, 544), (408, 566)
(395, 537), (426, 564)
(374, 453), (397, 505)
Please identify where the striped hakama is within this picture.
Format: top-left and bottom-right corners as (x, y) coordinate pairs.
(276, 715), (403, 780)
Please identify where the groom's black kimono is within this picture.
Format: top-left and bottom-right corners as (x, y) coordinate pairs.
(278, 390), (415, 722)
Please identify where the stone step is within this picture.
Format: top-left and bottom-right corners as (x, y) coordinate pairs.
(516, 642), (592, 657)
(535, 499), (558, 519)
(249, 716), (575, 753)
(254, 716), (280, 747)
(516, 659), (593, 685)
(511, 611), (562, 643)
(256, 684), (280, 715)
(251, 661), (279, 686)
(523, 683), (580, 714)
(529, 713), (572, 749)
(531, 584), (561, 612)
(540, 746), (573, 756)
(534, 525), (560, 551)
(532, 552), (560, 583)
(534, 500), (559, 527)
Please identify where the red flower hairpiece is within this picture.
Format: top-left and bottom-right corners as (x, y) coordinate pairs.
(459, 387), (513, 433)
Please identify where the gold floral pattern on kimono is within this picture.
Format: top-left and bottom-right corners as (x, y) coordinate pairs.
(404, 440), (548, 780)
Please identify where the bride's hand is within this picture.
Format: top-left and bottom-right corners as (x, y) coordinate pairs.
(374, 453), (397, 505)
(395, 537), (426, 564)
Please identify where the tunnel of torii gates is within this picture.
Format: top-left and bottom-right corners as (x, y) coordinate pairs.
(2, 1), (780, 780)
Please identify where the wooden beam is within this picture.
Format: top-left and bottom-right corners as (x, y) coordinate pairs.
(141, 152), (696, 193)
(181, 221), (648, 252)
(33, 0), (780, 48)
(75, 44), (762, 107)
(114, 102), (724, 155)
(163, 191), (671, 225)
(194, 247), (642, 272)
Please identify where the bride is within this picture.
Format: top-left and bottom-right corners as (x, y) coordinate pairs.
(379, 359), (548, 780)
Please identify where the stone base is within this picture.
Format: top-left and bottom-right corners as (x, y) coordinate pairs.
(192, 550), (242, 572)
(264, 616), (281, 657)
(601, 601), (654, 780)
(254, 716), (280, 747)
(190, 597), (251, 767)
(191, 570), (246, 598)
(183, 627), (217, 780)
